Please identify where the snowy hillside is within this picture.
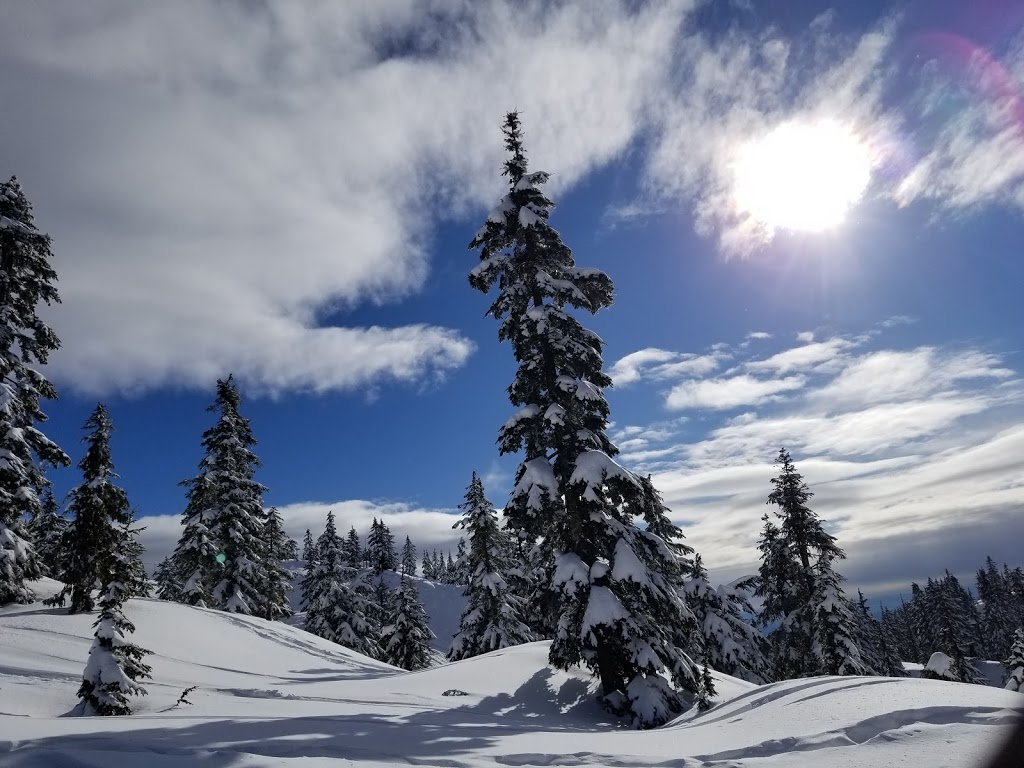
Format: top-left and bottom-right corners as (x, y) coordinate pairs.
(0, 579), (1020, 767)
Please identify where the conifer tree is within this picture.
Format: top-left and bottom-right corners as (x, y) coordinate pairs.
(77, 546), (151, 715)
(49, 404), (133, 613)
(343, 526), (362, 569)
(119, 514), (150, 599)
(299, 529), (319, 613)
(382, 575), (435, 671)
(853, 591), (903, 677)
(449, 472), (534, 661)
(422, 551), (433, 580)
(470, 113), (700, 727)
(401, 536), (417, 577)
(454, 537), (468, 583)
(171, 376), (267, 613)
(304, 512), (376, 656)
(366, 518), (397, 574)
(262, 507), (294, 621)
(1003, 629), (1024, 692)
(685, 554), (769, 684)
(755, 449), (865, 678)
(26, 489), (66, 578)
(153, 556), (180, 601)
(0, 178), (70, 605)
(301, 529), (316, 567)
(978, 557), (1015, 659)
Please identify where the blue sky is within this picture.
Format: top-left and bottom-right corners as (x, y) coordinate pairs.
(1, 0), (1022, 602)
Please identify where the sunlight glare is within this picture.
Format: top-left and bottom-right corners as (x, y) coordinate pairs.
(733, 120), (872, 233)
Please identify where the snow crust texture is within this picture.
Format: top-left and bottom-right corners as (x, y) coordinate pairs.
(0, 579), (1020, 767)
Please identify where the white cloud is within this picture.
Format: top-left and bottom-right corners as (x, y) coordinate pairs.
(0, 0), (692, 395)
(608, 348), (729, 387)
(796, 331), (815, 343)
(745, 337), (853, 375)
(746, 331), (772, 340)
(665, 373), (806, 410)
(608, 348), (678, 386)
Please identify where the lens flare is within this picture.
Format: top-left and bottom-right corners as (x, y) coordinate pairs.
(733, 120), (872, 233)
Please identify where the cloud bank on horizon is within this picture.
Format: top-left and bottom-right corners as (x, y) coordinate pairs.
(1, 1), (1022, 396)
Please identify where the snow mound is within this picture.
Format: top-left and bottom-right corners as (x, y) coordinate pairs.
(0, 583), (1020, 767)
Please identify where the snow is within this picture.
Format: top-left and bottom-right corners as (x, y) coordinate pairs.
(0, 577), (1021, 767)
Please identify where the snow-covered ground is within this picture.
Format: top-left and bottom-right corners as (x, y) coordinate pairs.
(0, 578), (1020, 767)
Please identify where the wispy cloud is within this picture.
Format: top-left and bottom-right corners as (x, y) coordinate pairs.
(666, 374), (806, 410)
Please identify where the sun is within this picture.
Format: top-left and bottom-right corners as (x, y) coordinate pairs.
(732, 119), (872, 233)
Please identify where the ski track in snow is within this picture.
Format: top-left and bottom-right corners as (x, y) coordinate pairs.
(0, 578), (1020, 767)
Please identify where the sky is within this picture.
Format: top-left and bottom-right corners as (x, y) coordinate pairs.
(1, 0), (1022, 604)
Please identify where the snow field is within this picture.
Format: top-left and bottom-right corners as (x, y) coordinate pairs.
(0, 578), (1020, 767)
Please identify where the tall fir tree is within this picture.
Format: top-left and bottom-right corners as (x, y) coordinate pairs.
(755, 448), (865, 678)
(381, 575), (435, 671)
(171, 375), (268, 613)
(401, 536), (417, 577)
(153, 556), (180, 601)
(262, 507), (295, 621)
(299, 529), (319, 613)
(978, 557), (1015, 659)
(48, 404), (133, 613)
(366, 518), (397, 574)
(422, 551), (433, 580)
(1003, 628), (1024, 692)
(0, 177), (70, 605)
(449, 472), (534, 661)
(26, 489), (66, 578)
(342, 526), (362, 569)
(685, 554), (770, 684)
(77, 544), (152, 715)
(119, 514), (150, 599)
(304, 512), (377, 657)
(469, 113), (701, 727)
(301, 529), (316, 567)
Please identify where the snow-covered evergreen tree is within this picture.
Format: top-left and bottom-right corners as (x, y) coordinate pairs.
(299, 529), (319, 613)
(454, 537), (468, 584)
(304, 512), (377, 657)
(261, 506), (294, 621)
(301, 529), (316, 566)
(921, 574), (983, 684)
(366, 518), (397, 574)
(342, 526), (362, 568)
(685, 554), (770, 684)
(854, 591), (904, 677)
(401, 536), (417, 577)
(48, 404), (133, 613)
(382, 575), (435, 671)
(470, 113), (700, 727)
(755, 449), (865, 679)
(449, 472), (534, 661)
(1003, 628), (1024, 692)
(171, 376), (268, 613)
(978, 557), (1016, 659)
(26, 489), (66, 578)
(119, 514), (150, 599)
(422, 551), (433, 580)
(153, 556), (180, 601)
(77, 547), (151, 715)
(0, 177), (70, 605)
